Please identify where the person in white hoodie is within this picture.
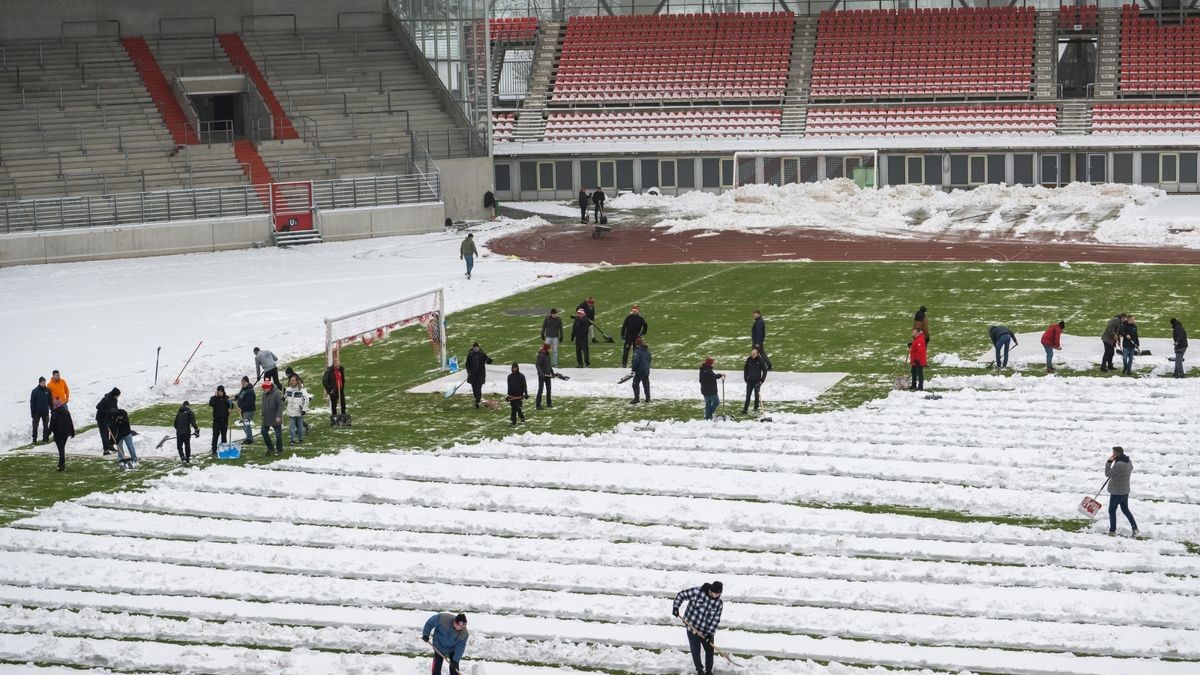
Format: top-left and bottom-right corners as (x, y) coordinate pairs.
(284, 373), (310, 447)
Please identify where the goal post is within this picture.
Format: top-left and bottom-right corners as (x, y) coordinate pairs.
(732, 150), (879, 189)
(323, 288), (447, 368)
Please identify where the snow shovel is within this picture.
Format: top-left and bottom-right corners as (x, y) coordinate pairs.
(715, 377), (731, 422)
(443, 377), (468, 399)
(617, 372), (634, 384)
(757, 384), (773, 423)
(426, 640), (463, 675)
(552, 372), (571, 381)
(679, 614), (744, 668)
(155, 434), (175, 450)
(592, 321), (616, 343)
(1078, 478), (1109, 520)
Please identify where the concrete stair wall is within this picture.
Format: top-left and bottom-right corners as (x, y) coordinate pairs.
(781, 16), (816, 137)
(511, 20), (561, 143)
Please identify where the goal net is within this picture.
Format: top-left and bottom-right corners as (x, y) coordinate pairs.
(324, 288), (447, 368)
(732, 150), (879, 189)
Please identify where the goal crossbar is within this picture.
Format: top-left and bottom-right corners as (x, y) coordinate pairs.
(323, 287), (446, 368)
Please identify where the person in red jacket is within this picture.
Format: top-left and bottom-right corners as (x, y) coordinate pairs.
(908, 328), (927, 391)
(1041, 320), (1065, 373)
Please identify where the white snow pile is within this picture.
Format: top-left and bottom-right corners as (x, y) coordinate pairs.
(1, 375), (1198, 673)
(0, 217), (585, 454)
(930, 331), (1177, 373)
(601, 181), (1200, 246)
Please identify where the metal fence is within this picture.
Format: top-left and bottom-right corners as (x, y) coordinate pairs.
(1, 172), (441, 233)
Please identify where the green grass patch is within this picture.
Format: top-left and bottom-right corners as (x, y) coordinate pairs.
(3, 260), (1198, 526)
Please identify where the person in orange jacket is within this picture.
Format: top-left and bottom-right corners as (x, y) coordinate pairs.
(1041, 320), (1065, 373)
(46, 370), (70, 408)
(908, 328), (927, 391)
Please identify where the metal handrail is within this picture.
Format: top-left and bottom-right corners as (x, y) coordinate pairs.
(275, 157), (338, 177)
(1, 172), (439, 233)
(241, 13), (298, 36)
(60, 19), (121, 41)
(157, 17), (217, 38)
(337, 10), (385, 30)
(198, 119), (234, 147)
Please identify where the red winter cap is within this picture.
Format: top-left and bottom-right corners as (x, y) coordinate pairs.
(631, 305), (640, 312)
(587, 297), (594, 304)
(704, 357), (714, 367)
(262, 380), (273, 390)
(542, 342), (551, 352)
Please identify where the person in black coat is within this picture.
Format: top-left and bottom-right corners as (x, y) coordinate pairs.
(535, 342), (554, 409)
(95, 388), (121, 456)
(1171, 317), (1188, 378)
(465, 342), (493, 409)
(620, 305), (648, 367)
(629, 337), (651, 404)
(30, 377), (52, 445)
(173, 401), (201, 464)
(208, 386), (231, 455)
(1120, 315), (1140, 376)
(578, 187), (590, 223)
(591, 188), (606, 223)
(576, 297), (597, 343)
(323, 354), (348, 417)
(571, 308), (592, 367)
(699, 358), (725, 420)
(506, 363), (528, 426)
(743, 347), (768, 415)
(49, 400), (75, 471)
(235, 376), (256, 444)
(751, 310), (766, 349)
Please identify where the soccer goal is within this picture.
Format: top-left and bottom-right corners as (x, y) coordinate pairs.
(323, 288), (447, 368)
(732, 150), (879, 189)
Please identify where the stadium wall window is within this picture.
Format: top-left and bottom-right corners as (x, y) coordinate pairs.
(968, 155), (987, 185)
(903, 156), (923, 184)
(987, 155), (1005, 185)
(519, 161), (538, 193)
(616, 160), (634, 190)
(537, 162), (555, 191)
(678, 159), (695, 188)
(950, 156), (969, 186)
(1039, 154), (1059, 186)
(555, 161), (573, 191)
(1181, 153), (1198, 184)
(721, 159), (734, 188)
(1113, 154), (1134, 184)
(1142, 153), (1160, 184)
(641, 160), (658, 188)
(702, 159), (720, 188)
(580, 161), (598, 190)
(1013, 154), (1034, 185)
(886, 155), (906, 186)
(599, 161), (616, 190)
(1161, 154), (1179, 184)
(1076, 153), (1088, 185)
(1087, 154), (1107, 183)
(660, 160), (677, 189)
(495, 164), (511, 192)
(924, 155), (941, 187)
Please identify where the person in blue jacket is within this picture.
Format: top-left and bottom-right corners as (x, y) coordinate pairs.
(422, 612), (469, 675)
(630, 336), (651, 404)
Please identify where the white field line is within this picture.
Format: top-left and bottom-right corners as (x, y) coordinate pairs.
(0, 533), (1194, 632)
(59, 495), (1199, 575)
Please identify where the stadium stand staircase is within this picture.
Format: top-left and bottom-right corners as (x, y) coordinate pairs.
(1033, 10), (1058, 99)
(0, 37), (245, 199)
(511, 20), (560, 143)
(1094, 8), (1121, 98)
(122, 37), (198, 145)
(151, 35), (237, 78)
(1057, 99), (1092, 135)
(218, 33), (298, 140)
(781, 15), (816, 137)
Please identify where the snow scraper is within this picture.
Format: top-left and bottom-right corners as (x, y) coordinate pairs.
(1078, 478), (1110, 520)
(443, 377), (468, 399)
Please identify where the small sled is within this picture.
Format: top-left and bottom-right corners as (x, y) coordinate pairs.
(216, 442), (241, 460)
(444, 378), (468, 399)
(331, 413), (352, 427)
(481, 399), (500, 411)
(893, 375), (911, 391)
(617, 373), (634, 384)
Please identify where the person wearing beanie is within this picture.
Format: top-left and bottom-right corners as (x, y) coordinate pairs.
(30, 376), (52, 445)
(913, 305), (930, 345)
(421, 612), (470, 674)
(464, 342), (494, 409)
(208, 385), (232, 456)
(699, 357), (725, 421)
(460, 232), (478, 279)
(49, 399), (74, 472)
(173, 400), (200, 464)
(540, 308), (564, 367)
(620, 305), (648, 368)
(283, 373), (311, 448)
(95, 387), (121, 456)
(506, 363), (528, 426)
(1120, 315), (1140, 375)
(1171, 318), (1188, 378)
(575, 296), (598, 343)
(1105, 446), (1139, 537)
(260, 379), (284, 455)
(253, 347), (282, 389)
(743, 347), (768, 413)
(235, 376), (257, 445)
(673, 581), (724, 675)
(1041, 320), (1065, 374)
(111, 405), (138, 470)
(908, 328), (927, 392)
(535, 342), (555, 409)
(571, 308), (592, 367)
(629, 336), (652, 404)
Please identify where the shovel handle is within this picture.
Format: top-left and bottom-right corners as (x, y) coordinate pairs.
(1093, 477), (1110, 500)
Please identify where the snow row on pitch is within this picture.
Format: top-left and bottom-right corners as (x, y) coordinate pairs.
(1, 569), (1197, 672)
(436, 442), (1200, 500)
(2, 530), (1195, 634)
(17, 504), (1197, 593)
(119, 468), (1195, 560)
(245, 453), (1200, 538)
(62, 494), (1199, 576)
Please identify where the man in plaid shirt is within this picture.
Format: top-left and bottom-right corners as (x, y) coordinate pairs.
(672, 581), (724, 675)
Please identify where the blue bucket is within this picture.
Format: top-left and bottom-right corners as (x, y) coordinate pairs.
(216, 442), (241, 460)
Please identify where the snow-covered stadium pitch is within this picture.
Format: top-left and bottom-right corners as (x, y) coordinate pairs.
(1, 374), (1198, 673)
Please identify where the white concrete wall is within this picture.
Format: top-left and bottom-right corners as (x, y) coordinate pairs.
(320, 202), (444, 241)
(0, 0), (385, 41)
(438, 156), (493, 222)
